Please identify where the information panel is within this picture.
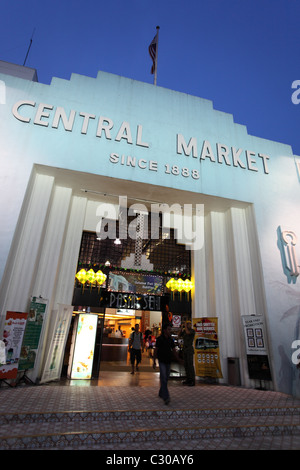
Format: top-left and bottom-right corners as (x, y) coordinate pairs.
(41, 304), (73, 383)
(18, 297), (47, 371)
(193, 317), (223, 378)
(0, 311), (27, 380)
(242, 315), (272, 381)
(70, 314), (98, 379)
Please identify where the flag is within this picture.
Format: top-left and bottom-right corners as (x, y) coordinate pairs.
(149, 33), (158, 74)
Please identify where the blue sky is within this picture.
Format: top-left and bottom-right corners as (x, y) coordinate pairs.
(1, 0), (300, 155)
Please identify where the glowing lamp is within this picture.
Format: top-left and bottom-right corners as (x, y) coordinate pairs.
(166, 278), (177, 291)
(183, 279), (194, 292)
(176, 278), (185, 292)
(85, 269), (96, 284)
(95, 270), (107, 286)
(75, 269), (87, 284)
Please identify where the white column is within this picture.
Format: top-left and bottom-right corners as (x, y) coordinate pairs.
(0, 172), (54, 331)
(229, 207), (256, 316)
(227, 207), (257, 387)
(37, 195), (87, 381)
(32, 185), (72, 300)
(30, 185), (72, 381)
(52, 195), (88, 306)
(191, 219), (207, 319)
(210, 212), (236, 361)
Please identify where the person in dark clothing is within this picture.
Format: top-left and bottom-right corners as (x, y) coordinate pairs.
(153, 323), (181, 405)
(129, 323), (144, 374)
(178, 320), (196, 386)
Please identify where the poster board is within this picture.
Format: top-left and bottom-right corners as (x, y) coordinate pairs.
(193, 317), (223, 378)
(68, 314), (98, 379)
(40, 304), (73, 383)
(242, 315), (272, 380)
(18, 297), (47, 371)
(0, 311), (27, 380)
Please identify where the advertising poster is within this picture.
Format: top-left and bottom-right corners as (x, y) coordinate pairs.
(70, 314), (98, 379)
(193, 317), (223, 378)
(41, 304), (73, 383)
(0, 311), (27, 380)
(108, 271), (163, 295)
(242, 315), (272, 381)
(242, 315), (267, 354)
(18, 297), (47, 371)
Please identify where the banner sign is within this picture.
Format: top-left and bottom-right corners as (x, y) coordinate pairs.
(242, 315), (267, 354)
(108, 271), (163, 295)
(103, 291), (163, 311)
(69, 313), (98, 379)
(40, 304), (73, 383)
(193, 317), (223, 378)
(0, 311), (27, 380)
(242, 315), (272, 380)
(18, 297), (47, 371)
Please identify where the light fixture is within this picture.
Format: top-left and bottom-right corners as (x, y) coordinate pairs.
(75, 268), (107, 287)
(166, 278), (178, 291)
(86, 269), (96, 284)
(114, 238), (121, 245)
(105, 260), (111, 266)
(166, 278), (194, 293)
(95, 270), (107, 286)
(176, 278), (185, 292)
(183, 279), (194, 292)
(75, 269), (87, 284)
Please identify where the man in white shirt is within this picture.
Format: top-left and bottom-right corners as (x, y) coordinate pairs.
(129, 323), (144, 374)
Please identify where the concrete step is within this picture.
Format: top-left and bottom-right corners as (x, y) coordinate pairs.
(1, 405), (299, 449)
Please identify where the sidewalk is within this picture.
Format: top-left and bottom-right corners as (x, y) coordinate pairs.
(0, 371), (300, 450)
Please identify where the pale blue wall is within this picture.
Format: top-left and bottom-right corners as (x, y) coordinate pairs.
(0, 70), (299, 395)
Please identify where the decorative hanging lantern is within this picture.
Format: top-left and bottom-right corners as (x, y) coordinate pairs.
(85, 269), (96, 284)
(95, 270), (107, 286)
(176, 278), (185, 292)
(75, 269), (87, 284)
(166, 278), (177, 291)
(183, 279), (194, 292)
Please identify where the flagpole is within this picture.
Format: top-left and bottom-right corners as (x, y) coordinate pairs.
(154, 25), (160, 86)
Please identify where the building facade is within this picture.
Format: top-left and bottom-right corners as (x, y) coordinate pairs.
(0, 61), (299, 397)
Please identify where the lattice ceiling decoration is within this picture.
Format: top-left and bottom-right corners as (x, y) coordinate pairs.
(77, 216), (191, 278)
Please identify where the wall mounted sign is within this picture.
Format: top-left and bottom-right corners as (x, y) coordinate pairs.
(279, 228), (300, 278)
(104, 291), (163, 311)
(108, 271), (163, 295)
(12, 99), (271, 176)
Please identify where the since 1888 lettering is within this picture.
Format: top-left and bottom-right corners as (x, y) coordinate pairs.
(109, 153), (200, 179)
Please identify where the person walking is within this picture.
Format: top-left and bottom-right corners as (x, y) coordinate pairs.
(178, 320), (196, 386)
(129, 323), (144, 374)
(153, 323), (181, 405)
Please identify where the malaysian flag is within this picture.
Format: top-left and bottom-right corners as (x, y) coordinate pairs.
(149, 32), (158, 74)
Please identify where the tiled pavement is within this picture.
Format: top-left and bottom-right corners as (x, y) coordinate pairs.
(0, 371), (300, 450)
